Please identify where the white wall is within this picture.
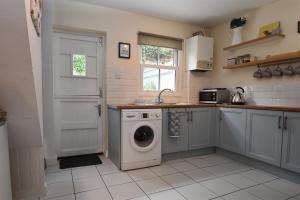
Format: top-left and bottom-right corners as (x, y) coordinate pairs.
(203, 0), (300, 105)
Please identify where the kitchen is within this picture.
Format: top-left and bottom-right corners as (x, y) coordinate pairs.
(1, 0), (300, 200)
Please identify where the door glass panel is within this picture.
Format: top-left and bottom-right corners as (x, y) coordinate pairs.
(134, 126), (154, 147)
(72, 54), (87, 76)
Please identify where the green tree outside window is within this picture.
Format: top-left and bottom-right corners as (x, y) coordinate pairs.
(73, 54), (86, 76)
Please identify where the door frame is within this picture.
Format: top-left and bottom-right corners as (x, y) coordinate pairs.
(52, 27), (107, 157)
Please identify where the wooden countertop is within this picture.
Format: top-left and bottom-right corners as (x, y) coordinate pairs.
(108, 103), (300, 112)
(0, 109), (6, 121)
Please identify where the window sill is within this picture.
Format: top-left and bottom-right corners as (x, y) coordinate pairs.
(138, 91), (182, 98)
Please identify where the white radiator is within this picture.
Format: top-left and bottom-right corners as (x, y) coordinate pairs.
(0, 121), (12, 200)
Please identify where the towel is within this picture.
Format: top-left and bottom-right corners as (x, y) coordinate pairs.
(168, 111), (180, 138)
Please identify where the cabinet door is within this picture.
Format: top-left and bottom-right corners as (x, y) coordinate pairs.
(219, 108), (246, 154)
(281, 112), (300, 173)
(188, 108), (215, 150)
(246, 110), (283, 166)
(162, 108), (188, 154)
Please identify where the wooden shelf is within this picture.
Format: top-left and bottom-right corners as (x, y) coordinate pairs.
(223, 34), (285, 51)
(224, 51), (300, 69)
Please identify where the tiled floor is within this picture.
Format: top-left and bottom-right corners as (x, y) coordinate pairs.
(43, 154), (300, 200)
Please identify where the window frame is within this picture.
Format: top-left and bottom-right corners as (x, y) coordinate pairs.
(138, 45), (182, 96)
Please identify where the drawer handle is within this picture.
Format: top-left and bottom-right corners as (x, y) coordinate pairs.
(284, 116), (288, 130)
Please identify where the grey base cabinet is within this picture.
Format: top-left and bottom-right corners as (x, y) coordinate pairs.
(188, 108), (215, 150)
(218, 108), (246, 154)
(281, 112), (300, 173)
(162, 108), (188, 154)
(246, 110), (283, 166)
(162, 108), (215, 154)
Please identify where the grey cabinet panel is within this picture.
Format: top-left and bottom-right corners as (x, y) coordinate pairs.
(188, 108), (215, 150)
(282, 112), (300, 173)
(219, 108), (247, 154)
(162, 108), (189, 154)
(246, 110), (283, 166)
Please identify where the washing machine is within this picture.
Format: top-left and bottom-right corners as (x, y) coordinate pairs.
(121, 109), (162, 170)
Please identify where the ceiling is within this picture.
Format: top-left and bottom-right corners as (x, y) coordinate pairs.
(74, 0), (278, 27)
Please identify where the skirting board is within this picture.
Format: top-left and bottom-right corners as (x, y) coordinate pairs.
(216, 148), (300, 184)
(162, 147), (216, 162)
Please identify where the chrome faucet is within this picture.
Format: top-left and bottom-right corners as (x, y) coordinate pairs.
(155, 88), (173, 104)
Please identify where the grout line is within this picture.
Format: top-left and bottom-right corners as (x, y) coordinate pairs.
(70, 168), (77, 200)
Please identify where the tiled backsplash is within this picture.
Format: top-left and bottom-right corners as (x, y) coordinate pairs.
(240, 84), (300, 107)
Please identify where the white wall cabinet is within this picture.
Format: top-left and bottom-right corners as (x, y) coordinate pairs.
(186, 35), (214, 71)
(246, 110), (283, 166)
(218, 108), (247, 154)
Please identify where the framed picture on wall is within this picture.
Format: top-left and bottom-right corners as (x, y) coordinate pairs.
(298, 21), (300, 33)
(119, 42), (131, 59)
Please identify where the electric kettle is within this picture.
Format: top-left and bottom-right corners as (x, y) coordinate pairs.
(231, 87), (246, 105)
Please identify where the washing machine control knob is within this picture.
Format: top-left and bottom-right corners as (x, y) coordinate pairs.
(155, 113), (160, 118)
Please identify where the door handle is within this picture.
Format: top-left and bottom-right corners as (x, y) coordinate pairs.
(95, 104), (101, 117)
(283, 116), (288, 130)
(278, 116), (282, 129)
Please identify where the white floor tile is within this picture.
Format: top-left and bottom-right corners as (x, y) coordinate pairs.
(161, 173), (195, 188)
(76, 188), (112, 200)
(184, 156), (206, 163)
(241, 169), (277, 183)
(221, 174), (258, 189)
(45, 181), (74, 199)
(73, 177), (106, 193)
(186, 158), (216, 168)
(165, 159), (185, 165)
(200, 178), (239, 196)
(264, 179), (300, 196)
(127, 168), (157, 181)
(168, 161), (197, 172)
(222, 190), (261, 200)
(72, 166), (100, 180)
(46, 165), (70, 174)
(221, 162), (253, 173)
(245, 184), (290, 200)
(130, 196), (150, 200)
(183, 168), (215, 182)
(149, 189), (185, 200)
(43, 194), (75, 200)
(202, 155), (233, 165)
(108, 182), (145, 200)
(136, 177), (172, 194)
(150, 165), (178, 176)
(97, 163), (120, 175)
(176, 183), (217, 200)
(46, 171), (72, 184)
(202, 165), (235, 176)
(102, 172), (132, 186)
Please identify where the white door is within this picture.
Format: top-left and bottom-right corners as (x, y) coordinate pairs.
(53, 33), (104, 157)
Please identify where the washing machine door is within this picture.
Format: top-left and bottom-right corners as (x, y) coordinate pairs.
(130, 122), (158, 152)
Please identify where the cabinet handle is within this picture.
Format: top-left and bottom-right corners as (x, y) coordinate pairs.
(187, 111), (190, 122)
(190, 111), (193, 122)
(284, 116), (288, 130)
(219, 111), (222, 120)
(278, 116), (282, 129)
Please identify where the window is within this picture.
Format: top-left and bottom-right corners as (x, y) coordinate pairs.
(72, 54), (86, 76)
(141, 45), (179, 91)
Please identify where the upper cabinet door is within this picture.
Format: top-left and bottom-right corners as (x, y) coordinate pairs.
(281, 112), (300, 173)
(246, 110), (283, 166)
(219, 108), (247, 154)
(188, 108), (215, 150)
(162, 108), (189, 154)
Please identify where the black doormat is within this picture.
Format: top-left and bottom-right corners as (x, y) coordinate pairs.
(59, 154), (102, 169)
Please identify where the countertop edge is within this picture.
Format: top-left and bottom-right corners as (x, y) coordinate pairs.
(108, 104), (300, 112)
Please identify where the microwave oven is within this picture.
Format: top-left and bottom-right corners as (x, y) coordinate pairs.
(199, 88), (230, 104)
